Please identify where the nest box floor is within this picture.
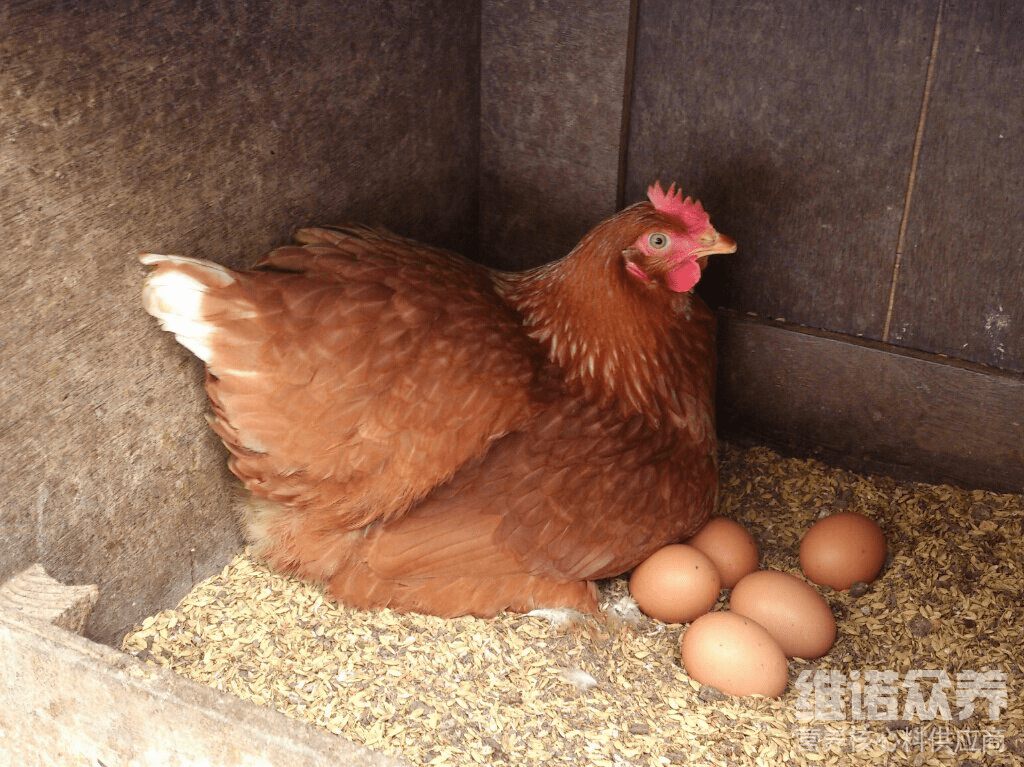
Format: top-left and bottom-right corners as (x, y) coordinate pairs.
(123, 444), (1023, 766)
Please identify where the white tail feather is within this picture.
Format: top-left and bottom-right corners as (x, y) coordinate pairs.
(139, 253), (236, 286)
(140, 253), (237, 364)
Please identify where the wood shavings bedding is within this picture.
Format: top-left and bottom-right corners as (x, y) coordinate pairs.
(123, 444), (1023, 765)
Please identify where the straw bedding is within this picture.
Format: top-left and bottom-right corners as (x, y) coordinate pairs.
(123, 444), (1023, 765)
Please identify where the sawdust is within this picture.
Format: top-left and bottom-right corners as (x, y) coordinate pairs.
(123, 444), (1023, 765)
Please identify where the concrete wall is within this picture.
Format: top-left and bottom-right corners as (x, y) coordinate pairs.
(0, 0), (480, 645)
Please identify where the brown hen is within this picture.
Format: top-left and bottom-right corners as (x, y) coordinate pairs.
(141, 182), (736, 617)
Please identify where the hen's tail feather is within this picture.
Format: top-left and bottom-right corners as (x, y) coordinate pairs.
(140, 253), (245, 365)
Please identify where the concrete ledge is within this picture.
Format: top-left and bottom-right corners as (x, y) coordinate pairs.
(0, 607), (407, 767)
(0, 565), (99, 635)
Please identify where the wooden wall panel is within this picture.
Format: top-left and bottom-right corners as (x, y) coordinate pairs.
(480, 0), (633, 270)
(889, 0), (1024, 372)
(624, 0), (937, 339)
(625, 1), (1023, 488)
(717, 311), (1024, 493)
(0, 0), (480, 644)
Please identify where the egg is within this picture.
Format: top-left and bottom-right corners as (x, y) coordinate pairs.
(800, 512), (887, 590)
(686, 516), (759, 588)
(729, 570), (836, 659)
(628, 544), (721, 624)
(680, 611), (789, 698)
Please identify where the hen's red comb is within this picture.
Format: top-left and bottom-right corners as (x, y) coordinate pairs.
(647, 181), (711, 231)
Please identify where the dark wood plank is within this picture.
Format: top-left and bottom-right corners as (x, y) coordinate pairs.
(890, 1), (1024, 373)
(625, 0), (938, 338)
(717, 311), (1024, 493)
(479, 0), (633, 270)
(0, 0), (480, 644)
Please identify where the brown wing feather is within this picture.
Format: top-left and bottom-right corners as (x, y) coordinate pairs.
(497, 301), (720, 580)
(319, 299), (718, 615)
(201, 228), (545, 529)
(313, 398), (713, 616)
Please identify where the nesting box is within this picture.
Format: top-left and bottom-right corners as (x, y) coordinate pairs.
(1, 0), (1021, 763)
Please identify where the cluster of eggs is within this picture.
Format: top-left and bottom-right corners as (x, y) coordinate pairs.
(628, 512), (887, 698)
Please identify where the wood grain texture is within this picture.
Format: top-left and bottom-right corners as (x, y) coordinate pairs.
(480, 0), (633, 270)
(717, 311), (1024, 493)
(889, 0), (1024, 372)
(0, 564), (98, 634)
(0, 606), (403, 766)
(0, 0), (479, 644)
(625, 0), (938, 338)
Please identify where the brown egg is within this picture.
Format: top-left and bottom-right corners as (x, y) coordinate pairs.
(628, 544), (721, 624)
(800, 512), (887, 590)
(686, 516), (760, 588)
(729, 570), (836, 659)
(680, 611), (789, 698)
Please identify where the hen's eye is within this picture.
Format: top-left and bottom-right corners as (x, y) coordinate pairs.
(648, 232), (670, 249)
